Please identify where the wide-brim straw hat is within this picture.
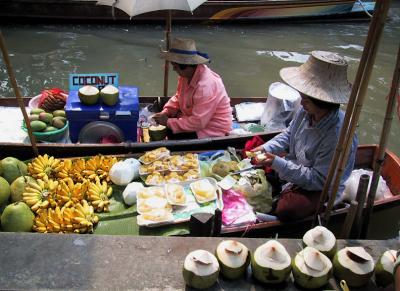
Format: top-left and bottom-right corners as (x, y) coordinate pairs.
(160, 38), (209, 65)
(280, 51), (352, 104)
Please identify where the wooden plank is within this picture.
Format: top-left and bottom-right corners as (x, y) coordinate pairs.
(0, 233), (397, 290)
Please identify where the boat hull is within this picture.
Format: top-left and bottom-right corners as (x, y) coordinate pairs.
(0, 0), (374, 22)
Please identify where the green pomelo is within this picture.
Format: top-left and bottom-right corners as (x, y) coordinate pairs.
(302, 225), (337, 259)
(100, 85), (119, 106)
(10, 176), (36, 202)
(78, 85), (100, 105)
(292, 247), (332, 289)
(333, 247), (374, 288)
(1, 157), (27, 184)
(375, 249), (396, 287)
(30, 120), (47, 132)
(149, 125), (167, 141)
(251, 240), (292, 284)
(0, 176), (11, 205)
(39, 112), (53, 124)
(182, 249), (220, 289)
(52, 110), (66, 117)
(215, 240), (250, 279)
(30, 108), (44, 115)
(1, 202), (34, 232)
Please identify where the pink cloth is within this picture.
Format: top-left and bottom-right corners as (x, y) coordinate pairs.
(162, 64), (232, 138)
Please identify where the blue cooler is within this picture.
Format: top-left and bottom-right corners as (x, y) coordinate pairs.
(66, 86), (139, 143)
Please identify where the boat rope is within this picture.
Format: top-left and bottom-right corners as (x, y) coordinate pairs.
(356, 0), (373, 18)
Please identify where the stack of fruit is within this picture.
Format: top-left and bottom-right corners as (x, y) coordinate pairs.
(28, 108), (67, 133)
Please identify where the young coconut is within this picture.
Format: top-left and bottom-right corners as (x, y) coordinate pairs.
(292, 246), (332, 289)
(375, 249), (397, 287)
(100, 85), (119, 106)
(302, 225), (337, 259)
(251, 240), (292, 284)
(215, 240), (250, 279)
(78, 85), (100, 105)
(182, 249), (220, 289)
(333, 246), (375, 288)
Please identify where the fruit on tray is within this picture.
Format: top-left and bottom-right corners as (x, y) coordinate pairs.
(38, 88), (67, 112)
(166, 184), (186, 205)
(29, 109), (67, 132)
(100, 85), (119, 106)
(78, 85), (100, 105)
(190, 179), (216, 202)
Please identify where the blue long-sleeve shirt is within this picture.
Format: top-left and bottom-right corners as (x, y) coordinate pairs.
(263, 107), (358, 197)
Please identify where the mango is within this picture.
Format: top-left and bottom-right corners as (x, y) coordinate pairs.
(44, 126), (57, 132)
(52, 117), (66, 129)
(53, 110), (66, 118)
(29, 115), (39, 122)
(30, 120), (47, 132)
(39, 112), (53, 124)
(30, 108), (44, 115)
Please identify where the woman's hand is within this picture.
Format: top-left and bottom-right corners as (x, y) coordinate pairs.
(251, 145), (266, 153)
(252, 151), (276, 167)
(152, 113), (169, 126)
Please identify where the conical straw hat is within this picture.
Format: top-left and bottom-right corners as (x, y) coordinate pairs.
(160, 38), (209, 65)
(279, 51), (352, 104)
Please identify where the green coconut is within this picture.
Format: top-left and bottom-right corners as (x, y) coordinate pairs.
(182, 249), (220, 289)
(215, 240), (250, 279)
(78, 85), (100, 105)
(1, 157), (27, 184)
(292, 246), (332, 289)
(251, 240), (292, 284)
(1, 202), (34, 232)
(333, 246), (375, 288)
(375, 249), (397, 287)
(100, 85), (119, 106)
(149, 125), (167, 141)
(302, 225), (337, 259)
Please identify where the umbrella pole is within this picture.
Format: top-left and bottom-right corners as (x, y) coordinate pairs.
(162, 10), (172, 99)
(360, 45), (400, 239)
(0, 31), (39, 157)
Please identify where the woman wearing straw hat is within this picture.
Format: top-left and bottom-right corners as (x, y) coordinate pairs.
(252, 51), (358, 222)
(152, 38), (232, 139)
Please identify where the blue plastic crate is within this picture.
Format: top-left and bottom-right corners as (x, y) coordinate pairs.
(65, 86), (139, 143)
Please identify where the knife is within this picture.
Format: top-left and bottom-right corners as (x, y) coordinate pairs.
(230, 165), (264, 175)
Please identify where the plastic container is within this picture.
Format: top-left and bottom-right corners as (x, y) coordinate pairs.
(22, 121), (69, 142)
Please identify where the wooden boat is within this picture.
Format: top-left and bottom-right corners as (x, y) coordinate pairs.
(0, 95), (281, 159)
(220, 144), (400, 239)
(0, 0), (375, 23)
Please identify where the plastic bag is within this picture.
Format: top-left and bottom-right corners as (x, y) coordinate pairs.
(233, 169), (273, 213)
(222, 189), (257, 226)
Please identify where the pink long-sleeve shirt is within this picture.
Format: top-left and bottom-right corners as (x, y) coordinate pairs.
(162, 64), (233, 138)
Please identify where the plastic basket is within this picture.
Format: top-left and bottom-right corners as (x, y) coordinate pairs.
(22, 121), (69, 142)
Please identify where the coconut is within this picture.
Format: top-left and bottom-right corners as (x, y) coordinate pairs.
(100, 85), (119, 106)
(149, 125), (167, 141)
(215, 240), (250, 279)
(375, 249), (397, 287)
(251, 240), (292, 284)
(78, 85), (100, 105)
(182, 249), (220, 289)
(292, 246), (332, 289)
(333, 246), (375, 288)
(302, 226), (337, 258)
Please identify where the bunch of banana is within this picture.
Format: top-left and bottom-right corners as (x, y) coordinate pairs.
(83, 155), (118, 183)
(86, 177), (113, 212)
(55, 159), (74, 181)
(23, 179), (58, 212)
(55, 177), (89, 207)
(63, 200), (99, 233)
(33, 209), (50, 233)
(28, 154), (61, 181)
(71, 158), (87, 183)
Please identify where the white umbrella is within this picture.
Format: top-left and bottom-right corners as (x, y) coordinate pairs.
(94, 0), (207, 97)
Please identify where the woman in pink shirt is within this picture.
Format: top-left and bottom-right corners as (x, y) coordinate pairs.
(153, 38), (232, 139)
